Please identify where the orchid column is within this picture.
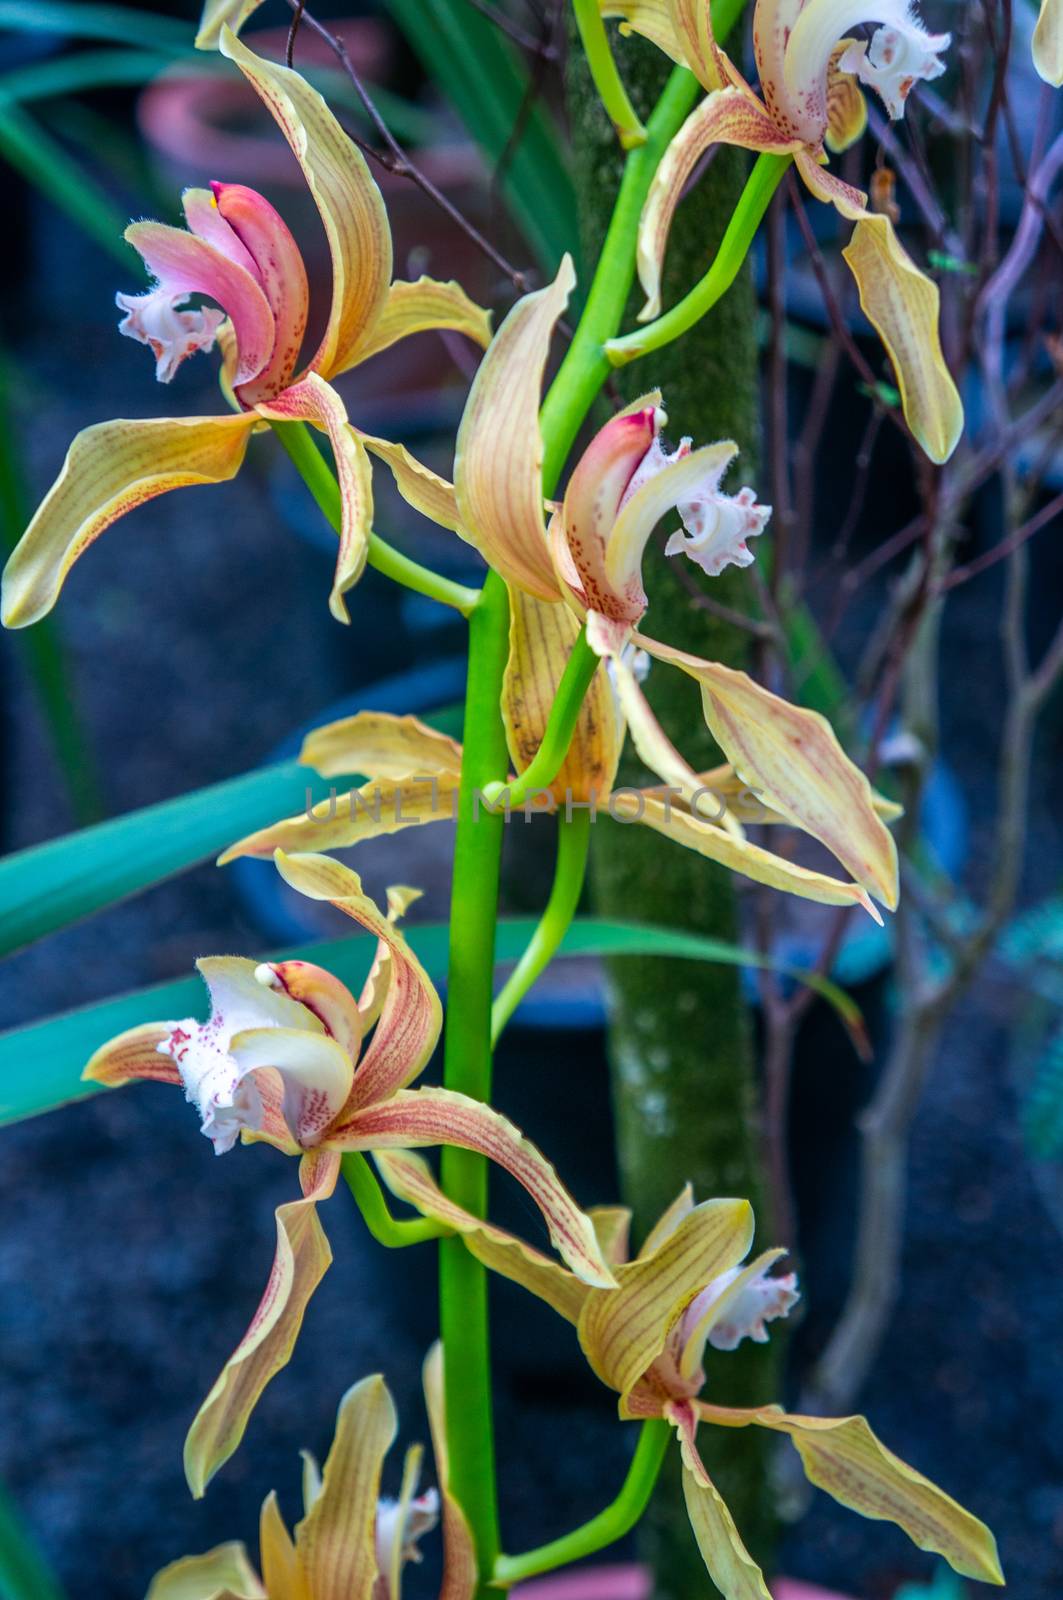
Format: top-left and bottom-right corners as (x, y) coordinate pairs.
(567, 16), (780, 1594)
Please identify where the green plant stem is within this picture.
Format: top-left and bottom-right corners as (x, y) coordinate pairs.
(606, 151), (793, 367)
(341, 1153), (452, 1247)
(494, 1420), (671, 1585)
(438, 569), (512, 1588)
(539, 64), (700, 486)
(269, 420), (481, 616)
(572, 0), (646, 149)
(480, 631), (601, 809)
(491, 811), (592, 1045)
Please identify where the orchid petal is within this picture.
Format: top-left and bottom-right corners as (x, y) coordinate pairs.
(357, 886), (424, 1031)
(376, 1150), (590, 1324)
(1034, 0), (1063, 84)
(696, 1404), (1004, 1584)
(255, 374), (373, 621)
(228, 1027), (354, 1148)
(295, 1375), (396, 1600)
(610, 654), (720, 819)
(824, 44), (868, 152)
(146, 1542), (266, 1600)
(793, 146), (867, 219)
(678, 1248), (793, 1377)
(125, 221), (275, 386)
(637, 1183), (694, 1258)
(358, 435), (466, 542)
(454, 257), (575, 601)
(503, 585), (623, 802)
(195, 0), (265, 49)
(671, 1402), (772, 1600)
(213, 182), (310, 403)
(301, 709), (465, 781)
(601, 0), (689, 69)
(841, 213), (963, 464)
(559, 401), (661, 626)
(182, 186), (259, 277)
(337, 1087), (616, 1288)
(184, 1152), (338, 1497)
(753, 0), (807, 137)
(577, 1198), (753, 1410)
(82, 1022), (180, 1089)
(259, 1493), (301, 1600)
(689, 764), (904, 826)
(668, 0), (732, 89)
(423, 1345), (479, 1600)
(614, 790), (883, 916)
(591, 1206), (633, 1267)
(606, 440), (740, 599)
(635, 634), (899, 911)
(273, 852), (442, 1111)
(783, 0), (949, 142)
(258, 959), (363, 1060)
(637, 89), (798, 321)
(1, 414), (255, 628)
(221, 775), (458, 862)
(338, 276), (492, 372)
(219, 28), (392, 380)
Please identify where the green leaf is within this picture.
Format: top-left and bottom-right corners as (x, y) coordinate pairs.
(0, 761), (339, 960)
(386, 0), (578, 274)
(0, 1479), (67, 1600)
(0, 102), (129, 262)
(0, 918), (863, 1127)
(0, 2), (191, 52)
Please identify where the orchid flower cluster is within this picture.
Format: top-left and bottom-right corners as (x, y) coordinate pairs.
(1, 3), (1006, 1597)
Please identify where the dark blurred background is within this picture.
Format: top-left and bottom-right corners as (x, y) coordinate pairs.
(0, 3), (1062, 1598)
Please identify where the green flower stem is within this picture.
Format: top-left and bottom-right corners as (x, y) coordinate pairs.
(341, 1153), (452, 1247)
(605, 151), (793, 368)
(480, 630), (601, 811)
(490, 810), (592, 1045)
(269, 420), (481, 616)
(438, 568), (512, 1587)
(572, 0), (646, 149)
(493, 1419), (671, 1586)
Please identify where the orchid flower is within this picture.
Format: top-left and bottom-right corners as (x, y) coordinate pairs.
(375, 1150), (1005, 1598)
(84, 851), (614, 1497)
(297, 268), (895, 916)
(1033, 0), (1063, 84)
(602, 0), (962, 463)
(146, 1347), (476, 1600)
(0, 29), (490, 631)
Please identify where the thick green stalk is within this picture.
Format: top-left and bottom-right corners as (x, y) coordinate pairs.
(606, 152), (793, 367)
(269, 421), (481, 616)
(438, 569), (511, 1585)
(481, 632), (600, 807)
(341, 1153), (451, 1247)
(491, 811), (591, 1044)
(494, 1420), (670, 1586)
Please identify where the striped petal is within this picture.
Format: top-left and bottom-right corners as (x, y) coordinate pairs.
(1034, 0), (1063, 84)
(258, 959), (363, 1060)
(671, 1401), (771, 1600)
(228, 1026), (354, 1149)
(454, 257), (574, 600)
(696, 1403), (1004, 1585)
(503, 585), (623, 803)
(635, 634), (899, 912)
(601, 0), (688, 68)
(301, 709), (464, 780)
(195, 0), (265, 49)
(376, 1149), (590, 1324)
(219, 28), (392, 381)
(841, 213), (963, 464)
(423, 1345), (479, 1600)
(184, 1151), (339, 1497)
(125, 221), (275, 387)
(358, 435), (466, 541)
(146, 1542), (266, 1600)
(212, 182), (310, 403)
(577, 1198), (753, 1411)
(273, 852), (442, 1112)
(82, 1022), (180, 1089)
(221, 774), (457, 862)
(636, 88), (798, 322)
(337, 276), (492, 372)
(1, 413), (255, 628)
(294, 1375), (396, 1600)
(255, 374), (372, 621)
(615, 790), (883, 916)
(559, 400), (661, 627)
(336, 1087), (616, 1288)
(825, 43), (868, 152)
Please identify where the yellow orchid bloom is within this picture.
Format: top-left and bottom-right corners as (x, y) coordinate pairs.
(0, 29), (490, 631)
(147, 1348), (476, 1600)
(603, 0), (962, 463)
(375, 1150), (1004, 1598)
(1033, 0), (1063, 83)
(84, 852), (614, 1497)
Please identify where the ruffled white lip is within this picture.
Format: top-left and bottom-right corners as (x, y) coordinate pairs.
(116, 287), (224, 383)
(695, 1262), (801, 1352)
(665, 484), (772, 578)
(839, 18), (950, 120)
(158, 1015), (264, 1155)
